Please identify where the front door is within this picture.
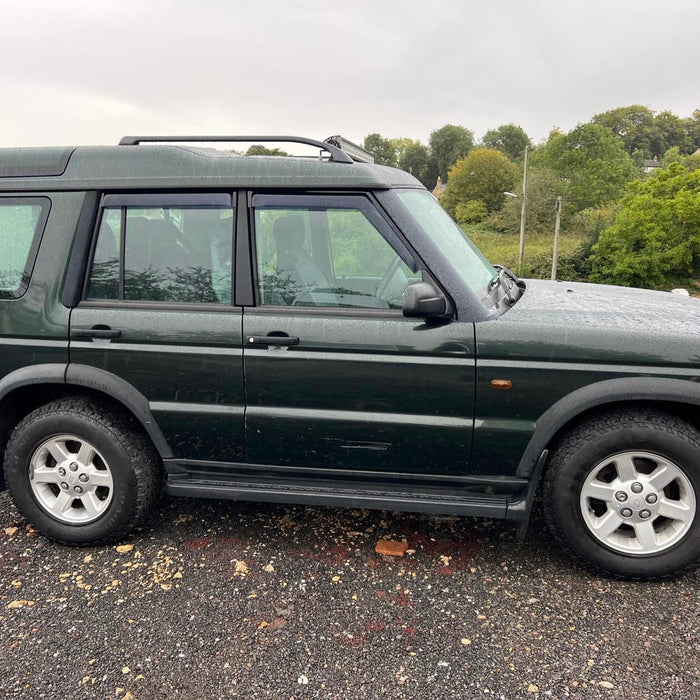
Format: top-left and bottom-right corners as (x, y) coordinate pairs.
(243, 193), (475, 476)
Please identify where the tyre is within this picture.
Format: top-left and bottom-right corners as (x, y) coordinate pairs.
(543, 409), (700, 579)
(3, 397), (161, 545)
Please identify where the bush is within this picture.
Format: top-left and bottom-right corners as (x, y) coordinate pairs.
(456, 200), (488, 224)
(589, 164), (700, 289)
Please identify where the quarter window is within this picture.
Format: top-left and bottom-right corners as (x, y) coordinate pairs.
(0, 198), (50, 298)
(87, 197), (233, 304)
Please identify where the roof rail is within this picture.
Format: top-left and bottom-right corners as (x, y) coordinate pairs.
(324, 136), (375, 164)
(118, 135), (354, 164)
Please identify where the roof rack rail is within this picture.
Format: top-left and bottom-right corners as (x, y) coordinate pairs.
(324, 136), (375, 164)
(118, 135), (355, 164)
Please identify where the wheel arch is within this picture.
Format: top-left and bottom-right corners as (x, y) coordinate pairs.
(516, 376), (700, 478)
(0, 364), (173, 463)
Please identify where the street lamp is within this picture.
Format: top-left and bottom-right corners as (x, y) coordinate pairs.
(504, 146), (528, 276)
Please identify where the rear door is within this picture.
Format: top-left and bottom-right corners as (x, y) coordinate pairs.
(70, 192), (245, 463)
(243, 193), (476, 476)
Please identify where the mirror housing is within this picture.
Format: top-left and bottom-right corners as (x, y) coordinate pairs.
(402, 282), (449, 319)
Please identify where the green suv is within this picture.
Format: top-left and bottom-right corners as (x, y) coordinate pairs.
(1, 135), (699, 579)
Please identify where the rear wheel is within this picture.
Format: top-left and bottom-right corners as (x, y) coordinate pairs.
(544, 409), (700, 579)
(4, 397), (161, 545)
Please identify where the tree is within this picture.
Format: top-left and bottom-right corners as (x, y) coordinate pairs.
(245, 145), (289, 156)
(690, 109), (700, 152)
(589, 163), (700, 289)
(592, 105), (657, 156)
(652, 111), (693, 155)
(429, 124), (474, 181)
(540, 123), (637, 211)
(490, 167), (568, 235)
(397, 142), (438, 189)
(389, 137), (420, 162)
(440, 148), (517, 216)
(362, 133), (397, 167)
(482, 124), (532, 161)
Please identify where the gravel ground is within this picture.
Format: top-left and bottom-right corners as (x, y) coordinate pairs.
(1, 490), (698, 700)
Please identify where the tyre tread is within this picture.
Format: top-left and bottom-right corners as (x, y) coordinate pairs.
(3, 396), (162, 545)
(543, 407), (700, 580)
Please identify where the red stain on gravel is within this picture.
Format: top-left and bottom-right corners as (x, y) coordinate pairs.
(325, 544), (351, 565)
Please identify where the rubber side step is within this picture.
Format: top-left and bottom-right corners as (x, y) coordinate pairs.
(166, 476), (515, 520)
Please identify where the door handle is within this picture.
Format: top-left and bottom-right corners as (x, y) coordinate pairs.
(71, 327), (122, 340)
(247, 334), (299, 346)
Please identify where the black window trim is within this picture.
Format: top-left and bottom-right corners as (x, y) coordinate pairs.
(81, 191), (237, 307)
(250, 192), (426, 311)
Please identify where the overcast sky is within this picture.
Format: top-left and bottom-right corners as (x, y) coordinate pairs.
(1, 0), (698, 149)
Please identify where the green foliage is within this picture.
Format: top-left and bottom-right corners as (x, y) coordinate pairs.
(592, 105), (699, 158)
(653, 111), (693, 155)
(397, 141), (438, 189)
(429, 124), (474, 181)
(245, 145), (289, 156)
(481, 124), (532, 162)
(589, 164), (700, 289)
(362, 133), (397, 167)
(592, 105), (657, 156)
(541, 123), (637, 210)
(463, 224), (588, 280)
(489, 167), (567, 236)
(455, 200), (488, 224)
(441, 148), (516, 217)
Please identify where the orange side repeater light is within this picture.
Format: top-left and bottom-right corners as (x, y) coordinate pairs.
(491, 379), (513, 390)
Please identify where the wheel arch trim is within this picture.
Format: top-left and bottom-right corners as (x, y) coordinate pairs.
(516, 376), (700, 478)
(0, 363), (173, 459)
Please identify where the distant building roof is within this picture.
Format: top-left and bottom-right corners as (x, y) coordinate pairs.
(643, 155), (661, 172)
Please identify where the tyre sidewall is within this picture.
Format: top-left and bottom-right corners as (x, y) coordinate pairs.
(5, 410), (139, 545)
(548, 419), (700, 578)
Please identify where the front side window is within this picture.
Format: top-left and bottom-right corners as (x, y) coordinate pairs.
(0, 197), (50, 298)
(87, 196), (233, 304)
(254, 200), (418, 309)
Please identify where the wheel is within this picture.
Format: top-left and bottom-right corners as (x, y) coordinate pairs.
(543, 409), (700, 579)
(3, 397), (162, 545)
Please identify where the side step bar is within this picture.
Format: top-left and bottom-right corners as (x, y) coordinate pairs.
(166, 476), (522, 521)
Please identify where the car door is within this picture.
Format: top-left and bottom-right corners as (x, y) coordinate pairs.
(70, 192), (245, 463)
(243, 193), (476, 476)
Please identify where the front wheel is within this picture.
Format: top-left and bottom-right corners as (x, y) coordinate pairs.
(543, 409), (700, 579)
(4, 397), (162, 545)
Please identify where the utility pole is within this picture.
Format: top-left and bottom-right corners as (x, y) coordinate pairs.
(551, 196), (562, 281)
(518, 145), (528, 276)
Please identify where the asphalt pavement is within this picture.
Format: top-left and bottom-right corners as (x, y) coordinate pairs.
(1, 490), (698, 699)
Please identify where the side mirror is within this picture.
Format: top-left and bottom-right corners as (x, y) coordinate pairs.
(402, 282), (448, 319)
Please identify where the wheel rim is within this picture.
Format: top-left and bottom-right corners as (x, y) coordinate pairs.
(29, 434), (114, 524)
(580, 451), (696, 556)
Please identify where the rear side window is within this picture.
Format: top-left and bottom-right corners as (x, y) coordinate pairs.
(86, 194), (234, 304)
(0, 197), (50, 299)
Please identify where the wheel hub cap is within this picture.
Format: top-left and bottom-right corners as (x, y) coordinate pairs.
(579, 451), (696, 555)
(29, 434), (114, 524)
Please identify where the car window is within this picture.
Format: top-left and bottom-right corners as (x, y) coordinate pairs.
(254, 204), (417, 309)
(0, 198), (50, 298)
(87, 201), (233, 304)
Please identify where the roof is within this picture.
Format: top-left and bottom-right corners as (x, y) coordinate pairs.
(0, 143), (424, 192)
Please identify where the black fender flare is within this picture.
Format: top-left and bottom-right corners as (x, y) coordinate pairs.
(516, 376), (700, 478)
(0, 363), (172, 459)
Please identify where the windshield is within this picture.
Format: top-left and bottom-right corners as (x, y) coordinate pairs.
(394, 190), (496, 294)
